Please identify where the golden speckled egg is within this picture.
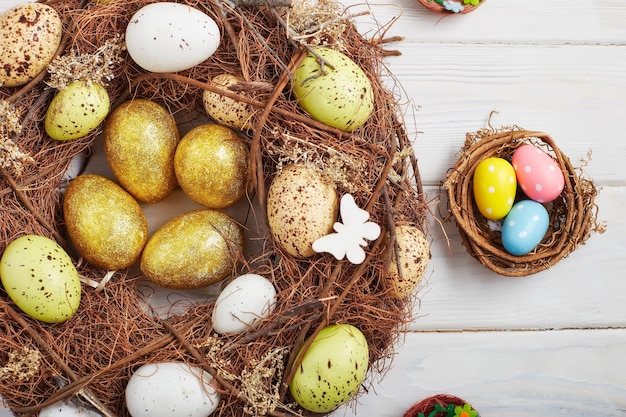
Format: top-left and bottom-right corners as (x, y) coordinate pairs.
(140, 209), (244, 290)
(289, 324), (369, 413)
(473, 157), (517, 220)
(383, 225), (430, 299)
(63, 174), (148, 270)
(267, 164), (338, 258)
(292, 47), (374, 132)
(104, 99), (180, 203)
(0, 235), (81, 323)
(45, 81), (110, 141)
(203, 74), (253, 130)
(0, 3), (62, 87)
(174, 124), (249, 209)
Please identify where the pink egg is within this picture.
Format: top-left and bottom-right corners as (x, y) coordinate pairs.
(512, 144), (565, 203)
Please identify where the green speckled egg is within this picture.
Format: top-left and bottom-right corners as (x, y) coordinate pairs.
(45, 81), (110, 141)
(0, 3), (62, 87)
(63, 174), (148, 270)
(289, 323), (369, 413)
(140, 209), (244, 290)
(0, 235), (81, 323)
(104, 99), (180, 203)
(292, 47), (374, 132)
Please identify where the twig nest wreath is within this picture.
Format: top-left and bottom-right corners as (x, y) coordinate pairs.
(444, 125), (601, 277)
(416, 0), (485, 14)
(403, 394), (480, 417)
(0, 0), (429, 416)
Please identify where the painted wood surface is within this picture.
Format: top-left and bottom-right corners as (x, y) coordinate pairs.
(1, 0), (625, 416)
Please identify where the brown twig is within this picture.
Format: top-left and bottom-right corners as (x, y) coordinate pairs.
(0, 166), (70, 253)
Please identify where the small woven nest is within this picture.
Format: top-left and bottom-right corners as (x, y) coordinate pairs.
(403, 394), (480, 417)
(0, 0), (427, 416)
(444, 126), (600, 277)
(416, 0), (485, 14)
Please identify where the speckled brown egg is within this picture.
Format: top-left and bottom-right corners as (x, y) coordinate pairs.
(63, 174), (148, 270)
(140, 209), (244, 290)
(384, 225), (430, 299)
(104, 99), (179, 203)
(203, 74), (253, 130)
(174, 123), (249, 209)
(292, 46), (374, 132)
(0, 3), (62, 87)
(267, 164), (338, 258)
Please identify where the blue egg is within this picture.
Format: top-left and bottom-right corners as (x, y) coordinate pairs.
(501, 200), (549, 256)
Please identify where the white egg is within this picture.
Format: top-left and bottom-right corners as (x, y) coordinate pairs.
(125, 2), (220, 73)
(39, 400), (101, 417)
(212, 274), (277, 335)
(125, 362), (220, 417)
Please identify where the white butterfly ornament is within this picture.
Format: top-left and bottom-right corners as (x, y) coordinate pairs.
(312, 194), (381, 264)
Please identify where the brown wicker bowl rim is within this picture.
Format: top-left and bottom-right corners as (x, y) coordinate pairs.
(443, 127), (598, 277)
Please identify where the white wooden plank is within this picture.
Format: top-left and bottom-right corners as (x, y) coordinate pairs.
(0, 0), (25, 13)
(379, 43), (626, 186)
(350, 0), (626, 44)
(331, 328), (626, 417)
(411, 185), (625, 331)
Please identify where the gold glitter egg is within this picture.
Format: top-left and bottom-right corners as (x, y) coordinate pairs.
(174, 124), (249, 209)
(104, 99), (180, 203)
(63, 174), (148, 270)
(140, 209), (244, 290)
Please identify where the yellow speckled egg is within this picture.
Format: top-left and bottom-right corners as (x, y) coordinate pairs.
(383, 225), (430, 299)
(292, 47), (374, 132)
(45, 81), (110, 141)
(289, 324), (369, 413)
(104, 99), (180, 203)
(140, 209), (244, 290)
(174, 124), (249, 209)
(203, 74), (253, 130)
(267, 165), (338, 258)
(63, 174), (148, 270)
(0, 235), (81, 323)
(473, 157), (517, 220)
(0, 3), (62, 87)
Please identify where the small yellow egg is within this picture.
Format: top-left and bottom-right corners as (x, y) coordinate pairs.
(473, 157), (517, 220)
(0, 3), (62, 87)
(383, 225), (430, 299)
(174, 124), (249, 209)
(267, 165), (338, 258)
(104, 99), (180, 203)
(63, 174), (148, 270)
(140, 209), (244, 290)
(203, 74), (253, 130)
(45, 81), (110, 141)
(0, 235), (81, 323)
